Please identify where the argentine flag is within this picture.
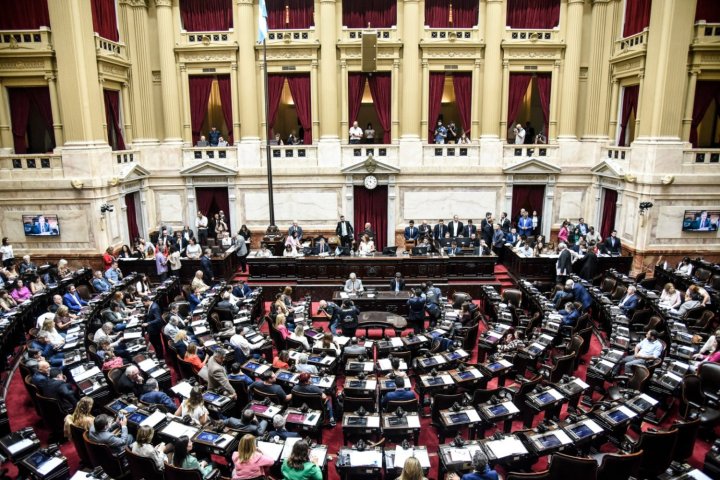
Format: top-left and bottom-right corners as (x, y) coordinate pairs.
(258, 0), (268, 43)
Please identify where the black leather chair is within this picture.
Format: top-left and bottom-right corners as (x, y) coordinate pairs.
(125, 446), (164, 480)
(385, 398), (419, 413)
(83, 431), (130, 478)
(628, 428), (678, 479)
(164, 463), (215, 480)
(291, 390), (327, 426)
(251, 387), (283, 406)
(698, 361), (720, 404)
(605, 365), (650, 402)
(507, 471), (550, 480)
(343, 395), (377, 413)
(68, 424), (92, 469)
(548, 452), (597, 480)
(596, 450), (643, 480)
(430, 393), (466, 443)
(673, 418), (700, 461)
(36, 394), (67, 444)
(679, 374), (720, 431)
(538, 353), (576, 383)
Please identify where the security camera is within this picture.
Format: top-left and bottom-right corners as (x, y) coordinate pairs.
(100, 203), (114, 213)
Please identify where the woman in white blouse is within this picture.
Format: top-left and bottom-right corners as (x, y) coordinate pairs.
(659, 283), (682, 309)
(357, 234), (375, 256)
(174, 386), (209, 426)
(131, 425), (169, 470)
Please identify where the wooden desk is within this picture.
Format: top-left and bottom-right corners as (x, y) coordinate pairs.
(119, 248), (238, 282)
(502, 246), (632, 282)
(333, 291), (412, 315)
(357, 311), (408, 336)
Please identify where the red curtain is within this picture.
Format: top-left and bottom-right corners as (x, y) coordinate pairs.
(0, 0), (50, 29)
(179, 0), (233, 31)
(690, 81), (720, 147)
(696, 0), (720, 22)
(511, 185), (545, 228)
(452, 73), (472, 134)
(354, 185), (388, 250)
(91, 0), (119, 41)
(267, 0), (315, 29)
(189, 76), (214, 145)
(623, 0), (652, 37)
(425, 0), (479, 28)
(196, 187), (231, 231)
(216, 75), (233, 145)
(124, 194), (140, 243)
(367, 73), (392, 144)
(286, 75), (313, 144)
(343, 0), (397, 28)
(618, 84), (639, 147)
(8, 87), (55, 154)
(348, 74), (366, 132)
(428, 72), (445, 142)
(536, 74), (552, 130)
(507, 73), (533, 128)
(506, 0), (560, 29)
(104, 90), (126, 151)
(266, 75), (286, 138)
(600, 189), (618, 239)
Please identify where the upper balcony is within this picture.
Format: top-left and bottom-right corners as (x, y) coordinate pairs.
(266, 27), (317, 45)
(503, 27), (559, 44)
(182, 146), (238, 170)
(693, 22), (720, 45)
(0, 27), (52, 53)
(178, 29), (235, 48)
(0, 152), (63, 180)
(339, 26), (399, 44)
(423, 26), (481, 44)
(613, 28), (649, 59)
(94, 33), (126, 60)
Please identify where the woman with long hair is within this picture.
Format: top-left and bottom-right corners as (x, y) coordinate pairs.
(63, 396), (94, 438)
(172, 436), (213, 477)
(54, 305), (73, 332)
(275, 313), (290, 339)
(396, 457), (428, 480)
(29, 274), (46, 294)
(281, 440), (322, 480)
(231, 434), (274, 479)
(174, 386), (208, 426)
(41, 318), (65, 347)
(131, 425), (169, 470)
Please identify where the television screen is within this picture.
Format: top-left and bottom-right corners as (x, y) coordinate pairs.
(23, 214), (60, 236)
(682, 210), (720, 232)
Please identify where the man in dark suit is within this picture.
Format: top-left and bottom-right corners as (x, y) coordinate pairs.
(232, 279), (252, 298)
(140, 378), (176, 411)
(691, 210), (716, 230)
(499, 212), (511, 234)
(480, 214), (494, 246)
(433, 219), (449, 240)
(404, 221), (419, 242)
(63, 284), (88, 313)
(335, 215), (354, 248)
(602, 230), (622, 254)
(89, 414), (131, 455)
(288, 221), (303, 240)
(381, 376), (417, 408)
(360, 223), (376, 242)
(407, 288), (426, 333)
(142, 296), (164, 357)
(618, 285), (639, 316)
(200, 248), (214, 283)
(463, 220), (477, 237)
(418, 220), (432, 239)
(115, 365), (145, 397)
(316, 237), (331, 254)
(448, 215), (464, 238)
(40, 368), (78, 413)
(555, 243), (574, 283)
(505, 228), (520, 246)
(390, 272), (406, 292)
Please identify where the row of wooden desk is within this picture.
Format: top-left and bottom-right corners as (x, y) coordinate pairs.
(119, 247), (239, 282)
(502, 246), (633, 282)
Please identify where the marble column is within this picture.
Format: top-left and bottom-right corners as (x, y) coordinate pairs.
(99, 76), (108, 142)
(682, 69), (699, 142)
(236, 0), (260, 140)
(0, 81), (11, 152)
(121, 82), (134, 144)
(318, 0), (339, 140)
(400, 0), (421, 140)
(583, 0), (616, 138)
(480, 0), (504, 138)
(179, 64), (192, 144)
(558, 0), (585, 139)
(120, 0), (158, 143)
(607, 78), (619, 141)
(549, 62), (561, 142)
(230, 62), (241, 142)
(46, 74), (64, 147)
(499, 61), (510, 140)
(471, 60), (482, 141)
(155, 0), (183, 142)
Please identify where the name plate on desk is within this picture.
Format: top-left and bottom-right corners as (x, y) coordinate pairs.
(481, 401), (519, 420)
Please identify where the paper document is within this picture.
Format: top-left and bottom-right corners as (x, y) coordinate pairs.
(487, 437), (527, 458)
(257, 441), (284, 461)
(137, 359), (156, 371)
(37, 456), (64, 475)
(140, 410), (166, 428)
(74, 366), (101, 382)
(123, 331), (143, 340)
(349, 450), (381, 467)
(7, 438), (34, 454)
(393, 446), (431, 468)
(161, 421), (198, 439)
(171, 381), (193, 398)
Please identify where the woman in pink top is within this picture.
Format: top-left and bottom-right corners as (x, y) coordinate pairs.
(231, 434), (274, 479)
(275, 313), (290, 339)
(558, 221), (570, 244)
(11, 279), (32, 302)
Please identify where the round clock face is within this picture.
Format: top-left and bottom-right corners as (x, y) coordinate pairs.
(364, 175), (378, 190)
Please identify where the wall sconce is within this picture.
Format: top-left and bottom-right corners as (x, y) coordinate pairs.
(70, 180), (84, 189)
(624, 174), (637, 183)
(660, 175), (674, 185)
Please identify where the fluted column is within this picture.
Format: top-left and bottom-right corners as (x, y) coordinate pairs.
(471, 60), (481, 141)
(392, 59), (400, 142)
(400, 0), (421, 140)
(0, 81), (12, 151)
(46, 74), (64, 146)
(607, 78), (619, 141)
(481, 0), (504, 138)
(230, 62), (241, 142)
(549, 61), (561, 141)
(583, 0), (616, 138)
(499, 61), (509, 139)
(120, 0), (157, 143)
(46, 0), (105, 144)
(99, 76), (108, 141)
(179, 65), (191, 143)
(637, 0), (697, 139)
(682, 69), (699, 142)
(558, 0), (585, 138)
(420, 61), (429, 140)
(236, 0), (260, 140)
(318, 0), (339, 140)
(121, 82), (134, 144)
(155, 0), (182, 142)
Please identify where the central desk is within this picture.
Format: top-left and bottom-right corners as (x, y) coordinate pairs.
(502, 246), (632, 282)
(333, 291), (412, 315)
(248, 253), (496, 283)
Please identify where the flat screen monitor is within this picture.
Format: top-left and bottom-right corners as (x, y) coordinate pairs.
(23, 214), (60, 236)
(487, 404), (509, 416)
(277, 372), (294, 382)
(412, 247), (428, 255)
(538, 434), (561, 448)
(570, 424), (594, 439)
(449, 413), (470, 423)
(196, 432), (221, 444)
(203, 392), (221, 402)
(682, 210), (719, 232)
(457, 371), (474, 380)
(607, 409), (630, 423)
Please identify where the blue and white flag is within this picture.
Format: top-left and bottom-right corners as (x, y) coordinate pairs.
(258, 0), (268, 43)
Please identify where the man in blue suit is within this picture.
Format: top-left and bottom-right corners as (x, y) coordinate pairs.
(618, 285), (639, 316)
(30, 334), (65, 367)
(404, 220), (419, 242)
(232, 279), (252, 298)
(517, 211), (533, 237)
(407, 289), (426, 333)
(381, 376), (417, 408)
(560, 302), (580, 326)
(139, 378), (176, 411)
(142, 296), (164, 357)
(63, 284), (88, 313)
(572, 281), (593, 311)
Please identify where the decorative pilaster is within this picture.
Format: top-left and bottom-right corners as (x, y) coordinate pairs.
(499, 61), (509, 139)
(0, 81), (11, 151)
(682, 69), (699, 142)
(230, 62), (241, 141)
(120, 0), (157, 143)
(318, 0), (339, 140)
(155, 0), (183, 142)
(236, 0), (260, 140)
(179, 64), (191, 143)
(480, 0), (504, 138)
(420, 61), (429, 140)
(99, 76), (108, 141)
(471, 60), (481, 141)
(549, 61), (561, 141)
(392, 59), (400, 142)
(608, 78), (619, 141)
(121, 82), (134, 144)
(558, 0), (585, 139)
(400, 0), (421, 140)
(45, 74), (64, 146)
(583, 0), (615, 138)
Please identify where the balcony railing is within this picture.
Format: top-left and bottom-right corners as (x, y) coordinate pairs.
(421, 144), (478, 165)
(267, 28), (316, 43)
(179, 30), (233, 46)
(503, 143), (558, 159)
(341, 144), (397, 166)
(684, 148), (720, 164)
(614, 29), (648, 56)
(94, 34), (125, 57)
(340, 27), (398, 43)
(424, 27), (479, 42)
(605, 146), (631, 162)
(114, 149), (137, 165)
(0, 27), (52, 51)
(0, 153), (63, 178)
(504, 28), (558, 43)
(694, 22), (720, 44)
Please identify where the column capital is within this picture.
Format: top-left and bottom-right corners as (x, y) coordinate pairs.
(179, 63), (186, 72)
(638, 72), (645, 79)
(401, 0), (420, 3)
(154, 0), (172, 7)
(690, 68), (701, 76)
(44, 73), (56, 82)
(236, 0), (254, 5)
(567, 0), (586, 5)
(231, 62), (238, 70)
(319, 0), (337, 3)
(120, 0), (149, 7)
(98, 75), (106, 84)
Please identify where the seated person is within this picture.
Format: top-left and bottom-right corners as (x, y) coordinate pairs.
(357, 234), (375, 255)
(62, 284), (88, 313)
(131, 425), (170, 471)
(172, 435), (213, 478)
(343, 272), (364, 294)
(231, 434), (275, 479)
(496, 330), (525, 359)
(617, 329), (663, 375)
(659, 283), (682, 309)
(31, 361), (51, 388)
(234, 409), (268, 436)
(291, 372), (336, 427)
(295, 354), (318, 374)
(175, 387), (209, 426)
(559, 302), (580, 326)
(256, 243), (273, 257)
(381, 376), (416, 408)
(88, 414), (132, 455)
(516, 241), (534, 257)
(447, 450), (499, 480)
(272, 350), (291, 369)
(283, 244), (299, 257)
(444, 241), (463, 256)
(552, 279), (575, 309)
(228, 362), (254, 385)
(191, 271), (210, 294)
(39, 367), (78, 413)
(289, 325), (311, 350)
(140, 378), (176, 412)
(232, 280), (252, 299)
(30, 332), (65, 367)
(23, 348), (44, 372)
(163, 310), (184, 339)
(11, 279), (32, 302)
(184, 344), (208, 377)
(618, 285), (639, 316)
(314, 332), (340, 354)
(267, 414), (300, 440)
(116, 365), (145, 397)
(188, 286), (202, 313)
(250, 371), (291, 404)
